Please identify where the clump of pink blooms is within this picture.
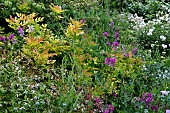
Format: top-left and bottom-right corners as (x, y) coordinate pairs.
(104, 57), (116, 67)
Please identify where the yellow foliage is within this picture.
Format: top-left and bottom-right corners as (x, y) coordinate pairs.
(25, 37), (44, 45)
(50, 3), (64, 14)
(33, 49), (56, 65)
(65, 18), (85, 38)
(6, 13), (44, 30)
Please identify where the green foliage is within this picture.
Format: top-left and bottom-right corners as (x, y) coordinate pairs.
(0, 0), (170, 112)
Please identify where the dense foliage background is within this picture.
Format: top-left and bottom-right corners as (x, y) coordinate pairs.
(0, 0), (170, 112)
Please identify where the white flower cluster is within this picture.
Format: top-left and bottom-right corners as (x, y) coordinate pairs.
(157, 14), (170, 24)
(160, 35), (166, 41)
(128, 13), (146, 30)
(128, 10), (170, 52)
(128, 11), (170, 31)
(147, 27), (155, 36)
(157, 69), (170, 79)
(162, 44), (167, 49)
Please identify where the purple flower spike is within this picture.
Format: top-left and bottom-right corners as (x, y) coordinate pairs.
(103, 32), (109, 37)
(109, 57), (116, 64)
(106, 41), (110, 46)
(104, 57), (116, 67)
(112, 41), (119, 47)
(152, 105), (158, 111)
(18, 27), (24, 37)
(80, 19), (85, 24)
(0, 36), (6, 42)
(93, 97), (103, 112)
(12, 40), (17, 44)
(113, 92), (117, 97)
(115, 30), (119, 40)
(148, 93), (153, 98)
(132, 48), (138, 55)
(104, 109), (109, 113)
(110, 22), (114, 27)
(104, 58), (110, 65)
(108, 104), (114, 111)
(104, 104), (114, 113)
(94, 97), (102, 103)
(9, 34), (15, 40)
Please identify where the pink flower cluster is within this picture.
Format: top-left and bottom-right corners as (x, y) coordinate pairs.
(104, 57), (116, 67)
(0, 34), (16, 44)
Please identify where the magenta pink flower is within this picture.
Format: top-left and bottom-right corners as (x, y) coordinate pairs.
(151, 105), (158, 112)
(141, 92), (153, 104)
(80, 19), (85, 24)
(106, 41), (110, 46)
(104, 57), (116, 67)
(103, 32), (109, 37)
(12, 40), (17, 44)
(0, 36), (6, 42)
(9, 34), (15, 40)
(109, 57), (116, 63)
(94, 97), (102, 103)
(112, 41), (119, 47)
(113, 92), (117, 97)
(104, 104), (114, 113)
(146, 94), (153, 103)
(112, 41), (119, 51)
(114, 30), (119, 40)
(132, 48), (138, 55)
(18, 27), (24, 37)
(110, 22), (114, 27)
(93, 97), (102, 112)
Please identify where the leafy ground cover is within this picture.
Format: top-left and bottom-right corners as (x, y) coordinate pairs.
(0, 0), (170, 112)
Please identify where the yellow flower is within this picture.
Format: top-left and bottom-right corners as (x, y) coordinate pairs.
(50, 3), (64, 14)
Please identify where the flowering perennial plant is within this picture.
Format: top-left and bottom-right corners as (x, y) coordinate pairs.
(141, 92), (153, 104)
(18, 27), (24, 37)
(9, 34), (14, 40)
(93, 97), (103, 112)
(0, 36), (6, 42)
(104, 104), (114, 113)
(93, 97), (114, 113)
(114, 30), (119, 40)
(0, 1), (170, 113)
(132, 48), (138, 55)
(0, 34), (16, 44)
(104, 57), (116, 67)
(103, 32), (109, 37)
